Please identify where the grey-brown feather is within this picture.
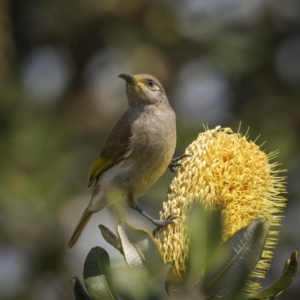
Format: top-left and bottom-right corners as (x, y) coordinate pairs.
(67, 73), (176, 249)
(99, 110), (134, 162)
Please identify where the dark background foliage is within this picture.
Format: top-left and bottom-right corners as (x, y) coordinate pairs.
(0, 0), (299, 299)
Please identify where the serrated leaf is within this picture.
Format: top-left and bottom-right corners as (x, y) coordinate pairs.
(70, 277), (92, 300)
(201, 218), (269, 299)
(83, 247), (118, 300)
(99, 224), (123, 254)
(247, 251), (298, 300)
(116, 220), (165, 276)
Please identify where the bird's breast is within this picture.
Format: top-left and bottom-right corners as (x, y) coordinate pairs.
(127, 107), (176, 195)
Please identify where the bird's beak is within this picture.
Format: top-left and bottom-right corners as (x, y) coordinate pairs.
(118, 73), (136, 84)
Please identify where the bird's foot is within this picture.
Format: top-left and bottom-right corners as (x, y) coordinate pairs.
(168, 153), (191, 172)
(152, 214), (180, 236)
(131, 204), (180, 236)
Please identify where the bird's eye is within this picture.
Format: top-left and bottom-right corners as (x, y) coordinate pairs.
(147, 79), (154, 87)
(146, 79), (160, 91)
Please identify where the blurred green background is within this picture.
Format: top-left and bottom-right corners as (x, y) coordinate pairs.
(0, 0), (299, 299)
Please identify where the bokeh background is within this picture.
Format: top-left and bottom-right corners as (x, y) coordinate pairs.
(1, 0), (300, 299)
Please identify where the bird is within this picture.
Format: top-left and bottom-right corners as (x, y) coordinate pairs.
(67, 73), (178, 249)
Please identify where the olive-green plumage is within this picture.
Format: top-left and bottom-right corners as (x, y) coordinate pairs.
(67, 73), (177, 249)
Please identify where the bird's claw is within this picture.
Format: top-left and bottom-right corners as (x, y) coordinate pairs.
(152, 214), (180, 236)
(168, 153), (191, 172)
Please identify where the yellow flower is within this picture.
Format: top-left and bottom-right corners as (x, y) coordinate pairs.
(155, 126), (287, 292)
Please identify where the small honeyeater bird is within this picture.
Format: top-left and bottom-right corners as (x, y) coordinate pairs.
(67, 73), (178, 249)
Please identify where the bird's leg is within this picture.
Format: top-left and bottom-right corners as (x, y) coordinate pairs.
(132, 204), (179, 236)
(168, 153), (191, 172)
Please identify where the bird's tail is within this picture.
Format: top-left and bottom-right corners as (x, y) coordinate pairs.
(67, 209), (93, 250)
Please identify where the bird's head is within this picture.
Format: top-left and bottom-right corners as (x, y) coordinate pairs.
(118, 73), (169, 108)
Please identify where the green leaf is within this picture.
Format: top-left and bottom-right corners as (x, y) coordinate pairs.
(166, 203), (223, 297)
(201, 218), (269, 299)
(247, 251), (298, 300)
(113, 267), (162, 300)
(83, 247), (118, 300)
(70, 277), (92, 300)
(116, 220), (165, 276)
(99, 224), (123, 254)
(165, 265), (186, 296)
(187, 203), (223, 285)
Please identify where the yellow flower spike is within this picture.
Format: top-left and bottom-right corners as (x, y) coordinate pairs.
(155, 126), (287, 293)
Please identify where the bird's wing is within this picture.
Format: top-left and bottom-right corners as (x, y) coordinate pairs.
(88, 111), (133, 188)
